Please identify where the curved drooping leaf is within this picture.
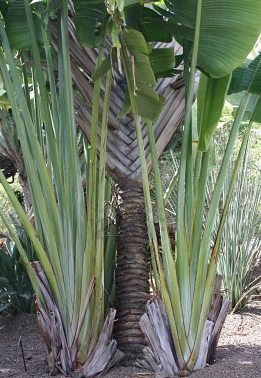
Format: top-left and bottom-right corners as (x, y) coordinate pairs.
(125, 5), (172, 43)
(197, 73), (231, 151)
(163, 0), (261, 78)
(120, 27), (165, 122)
(227, 54), (261, 123)
(228, 54), (261, 95)
(126, 5), (193, 43)
(4, 0), (44, 50)
(73, 0), (107, 48)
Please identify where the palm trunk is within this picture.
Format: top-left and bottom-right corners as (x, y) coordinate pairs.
(114, 183), (150, 359)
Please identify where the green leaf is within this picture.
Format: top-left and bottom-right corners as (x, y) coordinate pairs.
(126, 5), (194, 42)
(111, 20), (121, 48)
(4, 0), (44, 50)
(126, 6), (172, 42)
(91, 49), (117, 81)
(228, 54), (261, 95)
(118, 89), (131, 117)
(74, 0), (107, 48)
(0, 289), (17, 300)
(0, 0), (8, 17)
(149, 47), (175, 78)
(0, 302), (12, 313)
(197, 73), (231, 151)
(0, 277), (9, 286)
(228, 92), (261, 123)
(120, 27), (165, 122)
(164, 0), (261, 77)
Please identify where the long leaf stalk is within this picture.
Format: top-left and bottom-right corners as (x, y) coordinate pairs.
(188, 51), (261, 362)
(0, 45), (64, 311)
(176, 0), (203, 334)
(119, 28), (189, 366)
(77, 46), (106, 361)
(138, 119), (187, 366)
(89, 68), (112, 352)
(147, 121), (191, 361)
(117, 0), (235, 369)
(0, 2), (119, 374)
(213, 97), (259, 253)
(128, 2), (258, 372)
(0, 6), (67, 314)
(163, 170), (178, 206)
(189, 148), (211, 292)
(187, 92), (252, 368)
(3, 4), (68, 315)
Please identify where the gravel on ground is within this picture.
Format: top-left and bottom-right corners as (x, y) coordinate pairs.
(0, 303), (260, 378)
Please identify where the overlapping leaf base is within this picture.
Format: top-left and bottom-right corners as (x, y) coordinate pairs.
(138, 293), (230, 376)
(33, 262), (124, 377)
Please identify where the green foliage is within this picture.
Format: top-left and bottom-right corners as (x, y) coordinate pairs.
(197, 73), (231, 151)
(229, 53), (261, 95)
(149, 47), (175, 78)
(162, 0), (261, 77)
(163, 108), (261, 312)
(229, 94), (261, 124)
(120, 27), (165, 122)
(134, 0), (261, 371)
(0, 1), (119, 374)
(0, 0), (260, 374)
(4, 0), (44, 50)
(74, 2), (177, 123)
(216, 141), (261, 311)
(126, 5), (194, 42)
(0, 178), (22, 235)
(0, 227), (35, 314)
(74, 0), (107, 48)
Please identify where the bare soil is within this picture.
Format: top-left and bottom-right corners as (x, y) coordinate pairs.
(0, 303), (260, 378)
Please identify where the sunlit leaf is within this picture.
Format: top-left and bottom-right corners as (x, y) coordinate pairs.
(197, 73), (231, 151)
(164, 0), (261, 77)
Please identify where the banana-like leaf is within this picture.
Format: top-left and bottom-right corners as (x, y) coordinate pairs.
(126, 5), (193, 43)
(197, 73), (231, 151)
(4, 0), (43, 50)
(227, 54), (261, 122)
(74, 0), (107, 48)
(228, 54), (261, 95)
(126, 5), (172, 43)
(149, 48), (175, 78)
(120, 27), (165, 122)
(164, 0), (261, 77)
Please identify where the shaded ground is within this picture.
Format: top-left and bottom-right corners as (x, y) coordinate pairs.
(0, 303), (260, 378)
